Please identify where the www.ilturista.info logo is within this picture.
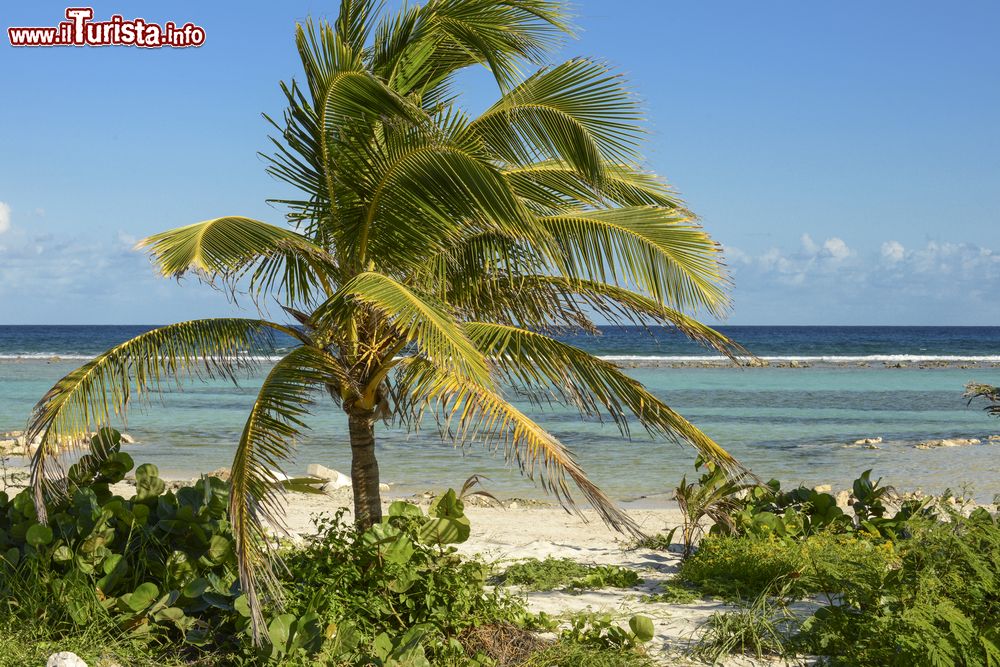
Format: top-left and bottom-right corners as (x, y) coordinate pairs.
(8, 8), (205, 48)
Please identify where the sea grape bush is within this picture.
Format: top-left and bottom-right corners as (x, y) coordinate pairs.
(278, 497), (531, 665)
(0, 429), (247, 649)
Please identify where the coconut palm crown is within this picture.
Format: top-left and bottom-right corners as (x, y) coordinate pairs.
(27, 0), (748, 633)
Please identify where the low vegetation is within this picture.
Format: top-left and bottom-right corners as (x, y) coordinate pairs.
(640, 463), (1000, 666)
(496, 557), (641, 592)
(0, 430), (657, 666)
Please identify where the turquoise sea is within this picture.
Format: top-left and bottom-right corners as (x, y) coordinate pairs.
(1, 326), (998, 502)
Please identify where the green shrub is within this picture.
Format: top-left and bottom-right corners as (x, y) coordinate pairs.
(279, 496), (529, 665)
(0, 429), (246, 658)
(797, 508), (1000, 666)
(497, 557), (642, 591)
(679, 532), (895, 600)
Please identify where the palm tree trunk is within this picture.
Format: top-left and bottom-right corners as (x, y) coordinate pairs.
(348, 413), (382, 528)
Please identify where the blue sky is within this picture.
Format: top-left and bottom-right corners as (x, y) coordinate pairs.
(1, 1), (997, 325)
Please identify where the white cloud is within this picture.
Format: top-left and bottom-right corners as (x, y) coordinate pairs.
(822, 237), (851, 261)
(0, 202), (10, 234)
(881, 240), (905, 263)
(800, 234), (819, 254)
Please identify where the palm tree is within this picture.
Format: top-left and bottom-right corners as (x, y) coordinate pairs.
(27, 0), (747, 630)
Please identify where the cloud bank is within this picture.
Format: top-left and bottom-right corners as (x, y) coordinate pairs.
(723, 234), (1000, 324)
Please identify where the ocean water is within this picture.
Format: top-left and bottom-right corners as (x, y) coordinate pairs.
(1, 326), (998, 502)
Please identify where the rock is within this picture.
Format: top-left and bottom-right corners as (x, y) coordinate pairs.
(379, 483), (390, 492)
(47, 652), (88, 667)
(915, 438), (981, 449)
(207, 467), (231, 481)
(835, 490), (851, 507)
(813, 484), (833, 494)
(120, 433), (136, 444)
(307, 464), (352, 489)
(745, 358), (770, 367)
(988, 435), (1000, 442)
(853, 437), (883, 445)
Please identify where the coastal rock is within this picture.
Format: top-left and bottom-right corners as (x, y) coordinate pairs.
(915, 438), (981, 449)
(853, 437), (883, 445)
(207, 467), (231, 481)
(835, 490), (851, 507)
(744, 358), (770, 368)
(120, 433), (136, 444)
(307, 464), (352, 489)
(813, 484), (833, 493)
(989, 435), (1000, 442)
(47, 653), (87, 667)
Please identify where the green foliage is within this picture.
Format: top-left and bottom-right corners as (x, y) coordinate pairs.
(558, 612), (655, 651)
(723, 478), (850, 540)
(496, 557), (642, 592)
(640, 581), (700, 604)
(679, 532), (896, 601)
(278, 500), (529, 665)
(673, 459), (755, 556)
(797, 508), (1000, 667)
(0, 430), (245, 654)
(521, 641), (658, 667)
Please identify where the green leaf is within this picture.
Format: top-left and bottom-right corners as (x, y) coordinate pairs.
(629, 614), (655, 642)
(126, 582), (159, 612)
(25, 524), (53, 547)
(207, 535), (232, 563)
(387, 501), (424, 519)
(182, 578), (210, 599)
(268, 613), (296, 653)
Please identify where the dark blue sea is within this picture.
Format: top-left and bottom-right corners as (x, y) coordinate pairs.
(1, 325), (998, 361)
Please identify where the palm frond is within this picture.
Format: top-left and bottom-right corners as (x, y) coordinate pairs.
(335, 0), (384, 52)
(228, 345), (353, 635)
(395, 358), (640, 536)
(539, 207), (732, 316)
(504, 160), (690, 212)
(468, 58), (643, 181)
(137, 217), (337, 305)
(315, 272), (491, 386)
(373, 0), (571, 95)
(464, 322), (747, 476)
(348, 131), (539, 270)
(505, 276), (748, 361)
(27, 319), (295, 519)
